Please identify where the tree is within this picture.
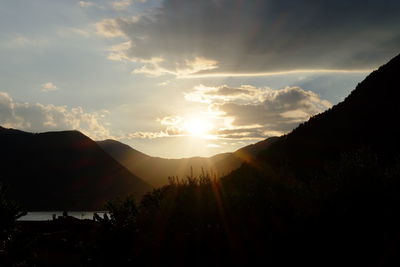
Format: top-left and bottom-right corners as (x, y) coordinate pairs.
(0, 183), (25, 250)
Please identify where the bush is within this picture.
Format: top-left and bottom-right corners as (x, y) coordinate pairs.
(0, 183), (25, 251)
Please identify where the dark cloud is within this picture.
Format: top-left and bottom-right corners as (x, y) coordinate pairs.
(100, 0), (400, 75)
(215, 127), (268, 140)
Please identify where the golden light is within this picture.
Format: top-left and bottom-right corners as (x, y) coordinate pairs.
(183, 118), (213, 138)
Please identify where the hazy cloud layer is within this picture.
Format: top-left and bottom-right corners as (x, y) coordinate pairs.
(0, 92), (111, 140)
(97, 0), (400, 76)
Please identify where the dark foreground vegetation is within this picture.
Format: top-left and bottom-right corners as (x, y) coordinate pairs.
(1, 155), (400, 266)
(1, 54), (400, 266)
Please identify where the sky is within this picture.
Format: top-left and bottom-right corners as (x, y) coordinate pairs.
(0, 0), (399, 158)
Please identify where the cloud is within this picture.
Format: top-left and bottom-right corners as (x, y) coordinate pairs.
(97, 0), (400, 76)
(124, 84), (332, 141)
(184, 85), (265, 104)
(41, 82), (58, 92)
(186, 85), (332, 139)
(107, 41), (132, 61)
(0, 92), (111, 140)
(95, 19), (128, 38)
(112, 0), (132, 10)
(125, 114), (217, 139)
(131, 56), (218, 77)
(157, 115), (182, 126)
(122, 127), (183, 139)
(123, 84), (331, 141)
(0, 34), (48, 48)
(79, 1), (96, 8)
(57, 27), (92, 38)
(80, 0), (145, 11)
(123, 131), (170, 139)
(0, 92), (15, 125)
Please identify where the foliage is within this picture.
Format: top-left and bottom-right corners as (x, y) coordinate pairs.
(0, 183), (26, 266)
(92, 150), (400, 266)
(0, 184), (25, 248)
(4, 151), (400, 266)
(90, 195), (139, 266)
(104, 195), (138, 230)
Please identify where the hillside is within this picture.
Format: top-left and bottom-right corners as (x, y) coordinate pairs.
(130, 52), (400, 266)
(97, 137), (278, 187)
(0, 127), (152, 210)
(242, 53), (400, 177)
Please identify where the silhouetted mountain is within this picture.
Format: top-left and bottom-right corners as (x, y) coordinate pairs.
(233, 53), (400, 178)
(0, 127), (152, 210)
(97, 137), (278, 187)
(195, 53), (400, 266)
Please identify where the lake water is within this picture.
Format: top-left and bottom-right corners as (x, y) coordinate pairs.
(18, 211), (107, 221)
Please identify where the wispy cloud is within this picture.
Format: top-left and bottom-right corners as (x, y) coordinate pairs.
(131, 56), (219, 77)
(95, 19), (128, 38)
(78, 1), (96, 8)
(112, 0), (132, 11)
(57, 27), (92, 38)
(123, 131), (172, 139)
(107, 41), (133, 61)
(180, 69), (373, 79)
(1, 34), (48, 48)
(41, 82), (58, 92)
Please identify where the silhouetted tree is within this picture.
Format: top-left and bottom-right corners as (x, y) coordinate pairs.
(91, 195), (139, 266)
(0, 183), (26, 266)
(0, 184), (25, 248)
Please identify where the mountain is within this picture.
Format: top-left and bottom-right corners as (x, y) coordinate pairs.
(200, 54), (400, 266)
(97, 137), (278, 187)
(241, 53), (400, 178)
(0, 127), (152, 210)
(93, 54), (400, 266)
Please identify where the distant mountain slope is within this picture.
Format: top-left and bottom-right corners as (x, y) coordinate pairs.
(97, 137), (278, 187)
(229, 53), (400, 180)
(0, 127), (152, 210)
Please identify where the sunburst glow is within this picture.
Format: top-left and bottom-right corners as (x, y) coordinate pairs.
(183, 118), (213, 138)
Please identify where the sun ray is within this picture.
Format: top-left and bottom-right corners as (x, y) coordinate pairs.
(183, 117), (213, 138)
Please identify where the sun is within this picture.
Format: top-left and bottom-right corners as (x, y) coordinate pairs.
(183, 118), (213, 138)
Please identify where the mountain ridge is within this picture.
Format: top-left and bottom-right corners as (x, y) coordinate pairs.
(0, 127), (152, 210)
(97, 137), (279, 187)
(226, 52), (400, 181)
